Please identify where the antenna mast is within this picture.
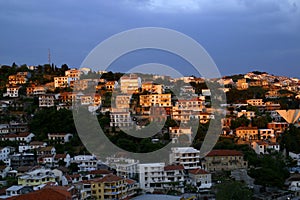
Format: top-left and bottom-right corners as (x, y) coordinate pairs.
(48, 48), (51, 64)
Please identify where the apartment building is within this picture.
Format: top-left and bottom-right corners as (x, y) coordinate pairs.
(4, 86), (21, 98)
(138, 163), (186, 192)
(90, 174), (128, 200)
(175, 97), (204, 112)
(169, 147), (201, 170)
(110, 111), (134, 128)
(120, 74), (141, 94)
(237, 110), (256, 119)
(105, 156), (139, 179)
(140, 94), (172, 107)
(236, 78), (249, 90)
(142, 82), (163, 94)
(38, 94), (56, 107)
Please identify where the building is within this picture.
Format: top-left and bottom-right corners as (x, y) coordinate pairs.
(114, 94), (131, 109)
(237, 110), (255, 119)
(0, 132), (35, 143)
(119, 74), (141, 94)
(3, 185), (33, 199)
(247, 99), (265, 107)
(90, 174), (128, 200)
(188, 168), (212, 189)
(236, 79), (248, 90)
(142, 82), (163, 94)
(72, 155), (98, 172)
(259, 129), (275, 140)
(251, 141), (280, 154)
(139, 94), (172, 107)
(36, 146), (56, 156)
(110, 111), (134, 128)
(169, 147), (201, 170)
(10, 153), (36, 169)
(175, 97), (204, 112)
(38, 94), (56, 108)
(267, 122), (289, 134)
(54, 77), (69, 88)
(4, 86), (21, 98)
(18, 168), (57, 186)
(235, 127), (259, 140)
(0, 147), (11, 165)
(138, 163), (186, 192)
(48, 133), (73, 144)
(202, 150), (248, 172)
(169, 126), (192, 144)
(105, 156), (139, 179)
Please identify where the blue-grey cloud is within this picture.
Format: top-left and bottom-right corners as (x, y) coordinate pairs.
(0, 0), (299, 77)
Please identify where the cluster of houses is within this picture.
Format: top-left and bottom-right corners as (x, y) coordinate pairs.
(2, 68), (300, 199)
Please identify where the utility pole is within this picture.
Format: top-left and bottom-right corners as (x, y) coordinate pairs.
(48, 48), (51, 64)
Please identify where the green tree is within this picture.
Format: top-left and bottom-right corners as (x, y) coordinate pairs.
(216, 181), (253, 200)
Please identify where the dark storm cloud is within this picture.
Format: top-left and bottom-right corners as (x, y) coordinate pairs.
(0, 0), (299, 77)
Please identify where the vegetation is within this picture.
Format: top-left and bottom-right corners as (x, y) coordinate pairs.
(216, 180), (253, 200)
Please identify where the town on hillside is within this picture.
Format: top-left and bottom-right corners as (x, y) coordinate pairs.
(1, 63), (300, 199)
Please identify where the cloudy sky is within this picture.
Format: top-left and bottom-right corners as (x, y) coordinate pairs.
(0, 0), (300, 77)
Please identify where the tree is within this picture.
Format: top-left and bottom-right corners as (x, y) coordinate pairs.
(216, 181), (253, 200)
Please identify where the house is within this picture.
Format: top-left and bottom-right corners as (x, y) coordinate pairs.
(32, 86), (46, 96)
(36, 146), (56, 156)
(0, 165), (10, 178)
(18, 168), (57, 186)
(38, 94), (56, 108)
(2, 185), (33, 199)
(247, 99), (265, 107)
(236, 79), (248, 90)
(38, 155), (55, 167)
(237, 110), (255, 119)
(285, 174), (300, 197)
(267, 122), (289, 134)
(259, 129), (275, 140)
(47, 133), (73, 144)
(202, 150), (248, 172)
(0, 147), (12, 165)
(251, 141), (280, 154)
(169, 147), (201, 170)
(0, 132), (35, 143)
(6, 186), (73, 200)
(19, 141), (47, 153)
(289, 152), (300, 166)
(169, 126), (192, 144)
(54, 154), (71, 167)
(235, 127), (259, 140)
(188, 168), (212, 189)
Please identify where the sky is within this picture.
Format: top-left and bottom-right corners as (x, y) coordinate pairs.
(0, 0), (300, 78)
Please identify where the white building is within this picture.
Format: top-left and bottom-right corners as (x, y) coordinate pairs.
(169, 147), (201, 170)
(4, 86), (21, 98)
(110, 111), (134, 128)
(0, 147), (11, 165)
(72, 155), (98, 172)
(48, 133), (73, 144)
(105, 156), (139, 179)
(188, 168), (212, 189)
(138, 163), (186, 192)
(251, 141), (280, 155)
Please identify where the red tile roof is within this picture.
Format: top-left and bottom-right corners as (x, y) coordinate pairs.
(89, 169), (113, 175)
(164, 165), (185, 171)
(91, 174), (124, 183)
(189, 168), (209, 175)
(7, 187), (72, 200)
(206, 150), (243, 157)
